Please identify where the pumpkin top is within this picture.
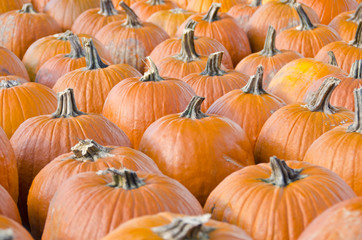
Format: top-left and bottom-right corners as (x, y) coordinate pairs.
(70, 139), (113, 162)
(17, 3), (37, 14)
(152, 214), (215, 239)
(52, 88), (86, 118)
(349, 60), (362, 79)
(180, 96), (208, 119)
(250, 0), (262, 7)
(295, 3), (316, 31)
(348, 3), (362, 22)
(184, 19), (198, 31)
(170, 8), (189, 14)
(327, 51), (338, 67)
(281, 0), (297, 5)
(174, 28), (200, 62)
(260, 26), (281, 57)
(202, 3), (221, 23)
(305, 77), (341, 114)
(200, 52), (226, 76)
(242, 65), (266, 95)
(0, 80), (22, 89)
(0, 228), (13, 240)
(119, 1), (142, 28)
(140, 57), (164, 82)
(99, 0), (118, 16)
(56, 30), (74, 41)
(65, 35), (85, 59)
(97, 168), (146, 189)
(82, 38), (108, 70)
(350, 21), (362, 48)
(146, 0), (165, 6)
(347, 87), (362, 133)
(261, 156), (307, 187)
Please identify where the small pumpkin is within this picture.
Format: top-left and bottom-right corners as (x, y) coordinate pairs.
(227, 0), (262, 32)
(0, 48), (29, 81)
(131, 0), (177, 21)
(0, 215), (33, 240)
(0, 173), (20, 223)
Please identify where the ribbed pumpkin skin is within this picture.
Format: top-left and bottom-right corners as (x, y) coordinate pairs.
(31, 0), (51, 12)
(0, 7), (61, 59)
(42, 171), (203, 240)
(204, 161), (357, 240)
(329, 10), (360, 42)
(102, 212), (253, 240)
(298, 197), (362, 240)
(0, 0), (25, 14)
(0, 47), (29, 81)
(0, 181), (20, 223)
(102, 77), (195, 149)
(131, 0), (177, 21)
(0, 215), (34, 240)
(0, 79), (57, 138)
(28, 146), (161, 239)
(186, 0), (242, 13)
(227, 3), (260, 32)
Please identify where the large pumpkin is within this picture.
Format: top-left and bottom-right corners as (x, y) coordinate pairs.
(186, 0), (242, 13)
(42, 168), (203, 239)
(139, 96), (254, 205)
(204, 157), (357, 240)
(0, 47), (29, 81)
(0, 215), (33, 240)
(0, 0), (26, 14)
(0, 184), (20, 223)
(131, 0), (177, 21)
(255, 77), (354, 163)
(28, 139), (161, 239)
(227, 0), (262, 32)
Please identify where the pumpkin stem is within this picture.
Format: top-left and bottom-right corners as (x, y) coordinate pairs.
(0, 228), (13, 240)
(249, 0), (262, 7)
(65, 35), (85, 59)
(56, 30), (74, 41)
(305, 77), (340, 114)
(350, 21), (362, 47)
(17, 3), (37, 13)
(295, 3), (316, 30)
(140, 57), (164, 81)
(70, 139), (113, 162)
(348, 3), (362, 22)
(242, 65), (266, 95)
(174, 28), (200, 62)
(200, 52), (226, 76)
(97, 168), (146, 189)
(171, 8), (188, 14)
(184, 19), (198, 30)
(0, 80), (22, 89)
(347, 87), (362, 133)
(261, 156), (307, 187)
(327, 51), (338, 66)
(152, 214), (216, 239)
(82, 38), (108, 70)
(52, 88), (86, 118)
(281, 0), (296, 5)
(180, 96), (208, 119)
(146, 0), (165, 5)
(119, 1), (143, 28)
(98, 0), (118, 16)
(260, 26), (281, 57)
(202, 3), (221, 22)
(349, 60), (362, 79)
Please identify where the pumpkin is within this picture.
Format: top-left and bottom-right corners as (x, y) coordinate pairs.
(255, 77), (354, 163)
(298, 0), (358, 25)
(235, 26), (302, 87)
(95, 2), (169, 73)
(0, 0), (26, 14)
(299, 197), (362, 239)
(207, 65), (285, 149)
(102, 57), (195, 149)
(182, 51), (249, 112)
(275, 4), (341, 58)
(0, 215), (33, 240)
(10, 88), (131, 225)
(139, 96), (254, 205)
(31, 0), (50, 12)
(28, 139), (161, 239)
(149, 19), (233, 70)
(131, 0), (177, 21)
(0, 76), (57, 138)
(0, 3), (61, 59)
(246, 0), (320, 52)
(42, 168), (203, 239)
(173, 0), (188, 8)
(0, 47), (29, 81)
(227, 0), (262, 32)
(177, 3), (251, 66)
(0, 178), (20, 223)
(23, 31), (112, 81)
(147, 8), (194, 37)
(102, 212), (252, 240)
(53, 38), (140, 114)
(204, 157), (357, 240)
(44, 0), (99, 31)
(315, 21), (362, 73)
(186, 0), (242, 13)
(303, 87), (362, 195)
(328, 3), (362, 42)
(113, 0), (142, 8)
(71, 0), (126, 37)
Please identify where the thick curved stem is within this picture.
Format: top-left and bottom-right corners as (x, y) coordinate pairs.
(306, 77), (340, 114)
(146, 0), (165, 5)
(175, 29), (199, 62)
(295, 3), (316, 31)
(249, 0), (262, 7)
(184, 19), (198, 31)
(140, 57), (164, 81)
(202, 3), (221, 22)
(51, 88), (85, 118)
(180, 96), (208, 119)
(98, 0), (118, 16)
(56, 30), (74, 41)
(152, 214), (215, 239)
(0, 228), (13, 240)
(65, 35), (85, 59)
(348, 60), (362, 79)
(200, 52), (226, 76)
(119, 1), (142, 28)
(242, 65), (266, 95)
(348, 3), (362, 22)
(71, 139), (113, 161)
(260, 26), (281, 57)
(350, 21), (362, 47)
(327, 51), (338, 67)
(18, 3), (37, 13)
(347, 87), (362, 133)
(82, 38), (108, 70)
(0, 80), (22, 89)
(97, 168), (145, 189)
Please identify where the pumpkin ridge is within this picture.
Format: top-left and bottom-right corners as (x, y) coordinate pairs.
(180, 96), (208, 119)
(97, 168), (146, 189)
(347, 87), (362, 133)
(200, 52), (225, 76)
(98, 0), (118, 16)
(202, 3), (221, 23)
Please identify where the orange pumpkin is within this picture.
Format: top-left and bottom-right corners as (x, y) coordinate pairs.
(186, 0), (242, 13)
(0, 47), (29, 81)
(0, 169), (19, 223)
(28, 139), (161, 239)
(0, 0), (26, 14)
(42, 168), (203, 239)
(139, 96), (254, 205)
(71, 0), (126, 37)
(235, 26), (302, 87)
(172, 0), (188, 8)
(0, 3), (61, 59)
(299, 197), (362, 240)
(10, 88), (131, 225)
(95, 2), (169, 72)
(182, 51), (249, 111)
(275, 4), (341, 58)
(246, 0), (320, 52)
(31, 0), (50, 12)
(0, 215), (33, 240)
(103, 212), (252, 240)
(131, 0), (177, 21)
(255, 77), (354, 163)
(207, 65), (285, 149)
(53, 38), (140, 114)
(204, 157), (357, 240)
(102, 57), (195, 149)
(227, 0), (262, 32)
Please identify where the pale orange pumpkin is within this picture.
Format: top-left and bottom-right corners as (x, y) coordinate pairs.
(186, 0), (243, 13)
(0, 0), (26, 14)
(0, 47), (29, 81)
(131, 0), (177, 21)
(227, 0), (262, 32)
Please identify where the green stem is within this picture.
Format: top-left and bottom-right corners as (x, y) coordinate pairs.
(65, 35), (85, 59)
(260, 26), (281, 57)
(295, 3), (316, 31)
(200, 52), (226, 76)
(97, 168), (145, 190)
(202, 3), (221, 22)
(347, 87), (362, 133)
(140, 57), (164, 81)
(98, 0), (118, 16)
(119, 1), (143, 28)
(82, 38), (108, 70)
(180, 96), (208, 119)
(51, 88), (86, 118)
(71, 139), (113, 162)
(242, 65), (266, 95)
